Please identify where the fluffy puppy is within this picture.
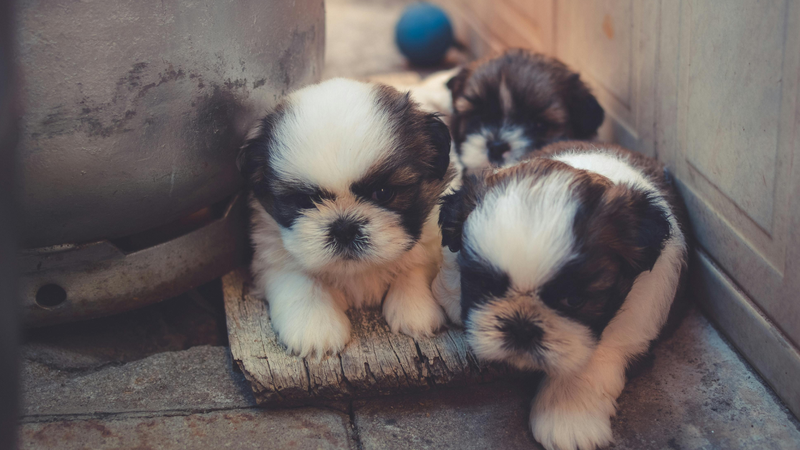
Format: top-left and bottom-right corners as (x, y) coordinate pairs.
(433, 142), (687, 450)
(447, 49), (605, 174)
(238, 78), (454, 358)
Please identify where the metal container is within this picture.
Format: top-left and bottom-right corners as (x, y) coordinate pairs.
(16, 0), (324, 326)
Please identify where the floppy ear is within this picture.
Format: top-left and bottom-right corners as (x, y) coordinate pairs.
(439, 175), (483, 252)
(595, 186), (671, 274)
(237, 120), (268, 186)
(446, 67), (471, 104)
(425, 113), (452, 180)
(628, 191), (672, 271)
(237, 108), (283, 199)
(564, 73), (605, 139)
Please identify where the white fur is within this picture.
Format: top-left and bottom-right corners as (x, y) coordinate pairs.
(379, 67), (536, 175)
(384, 263), (446, 337)
(270, 79), (398, 192)
(406, 67), (460, 122)
(529, 234), (685, 450)
(249, 79), (447, 358)
(464, 171), (577, 291)
(530, 151), (686, 449)
(459, 131), (491, 171)
(431, 248), (462, 324)
(466, 297), (596, 376)
(459, 125), (532, 174)
(432, 146), (687, 450)
(457, 169), (596, 378)
(280, 196), (413, 274)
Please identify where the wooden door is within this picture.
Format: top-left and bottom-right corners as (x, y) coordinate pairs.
(653, 0), (800, 418)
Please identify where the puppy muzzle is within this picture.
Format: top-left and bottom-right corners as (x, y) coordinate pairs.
(487, 140), (511, 164)
(326, 216), (370, 259)
(497, 313), (544, 351)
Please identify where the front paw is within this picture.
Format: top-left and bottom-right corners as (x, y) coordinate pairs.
(432, 269), (462, 325)
(530, 378), (615, 450)
(431, 249), (462, 325)
(530, 405), (613, 450)
(384, 284), (446, 339)
(270, 302), (351, 359)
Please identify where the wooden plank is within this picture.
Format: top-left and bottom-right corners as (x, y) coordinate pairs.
(222, 268), (507, 405)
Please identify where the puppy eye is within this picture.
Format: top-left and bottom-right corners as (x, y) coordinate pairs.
(371, 187), (394, 203)
(293, 194), (319, 209)
(532, 120), (547, 133)
(461, 267), (510, 299)
(559, 296), (587, 309)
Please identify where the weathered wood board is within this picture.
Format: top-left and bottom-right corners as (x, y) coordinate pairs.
(222, 268), (508, 405)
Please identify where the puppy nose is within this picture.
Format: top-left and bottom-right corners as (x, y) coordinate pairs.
(329, 219), (362, 246)
(487, 140), (510, 163)
(500, 317), (544, 350)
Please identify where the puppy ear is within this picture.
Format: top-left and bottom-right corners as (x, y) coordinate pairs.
(237, 109), (283, 198)
(425, 113), (452, 179)
(439, 175), (483, 252)
(564, 73), (605, 138)
(446, 68), (470, 103)
(237, 120), (267, 185)
(595, 186), (671, 273)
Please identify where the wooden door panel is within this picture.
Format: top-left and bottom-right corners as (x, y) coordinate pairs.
(659, 0), (800, 346)
(440, 0), (555, 55)
(683, 0), (786, 234)
(556, 0), (633, 109)
(554, 0), (659, 159)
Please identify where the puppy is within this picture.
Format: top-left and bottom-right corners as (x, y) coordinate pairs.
(433, 141), (687, 450)
(238, 78), (454, 358)
(447, 49), (605, 174)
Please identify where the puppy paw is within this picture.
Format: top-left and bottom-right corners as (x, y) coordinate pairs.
(272, 304), (351, 359)
(384, 281), (446, 339)
(266, 276), (352, 359)
(530, 373), (618, 450)
(530, 405), (613, 450)
(431, 251), (462, 325)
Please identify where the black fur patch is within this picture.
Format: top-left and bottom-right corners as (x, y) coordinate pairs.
(369, 85), (454, 241)
(448, 49), (604, 165)
(498, 313), (544, 351)
(538, 160), (671, 338)
(451, 148), (673, 339)
(564, 73), (605, 138)
(270, 184), (334, 229)
(237, 82), (453, 244)
(458, 250), (511, 322)
(439, 174), (485, 252)
(236, 108), (295, 224)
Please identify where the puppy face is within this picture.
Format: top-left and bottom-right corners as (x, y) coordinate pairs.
(447, 50), (604, 173)
(239, 79), (452, 275)
(440, 159), (669, 375)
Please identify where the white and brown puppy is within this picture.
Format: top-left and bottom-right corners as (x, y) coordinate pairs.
(433, 141), (687, 450)
(238, 78), (454, 358)
(447, 50), (605, 174)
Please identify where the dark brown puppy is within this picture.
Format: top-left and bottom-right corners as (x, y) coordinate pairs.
(447, 49), (605, 173)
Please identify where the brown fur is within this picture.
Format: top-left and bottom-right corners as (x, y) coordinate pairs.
(447, 49), (605, 167)
(441, 141), (684, 338)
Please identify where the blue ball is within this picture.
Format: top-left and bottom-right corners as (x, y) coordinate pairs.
(395, 3), (454, 67)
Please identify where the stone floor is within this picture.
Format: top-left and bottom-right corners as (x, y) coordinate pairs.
(18, 0), (800, 449)
(19, 290), (800, 449)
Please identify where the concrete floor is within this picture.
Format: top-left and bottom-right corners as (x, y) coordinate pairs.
(18, 0), (800, 449)
(19, 293), (800, 449)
